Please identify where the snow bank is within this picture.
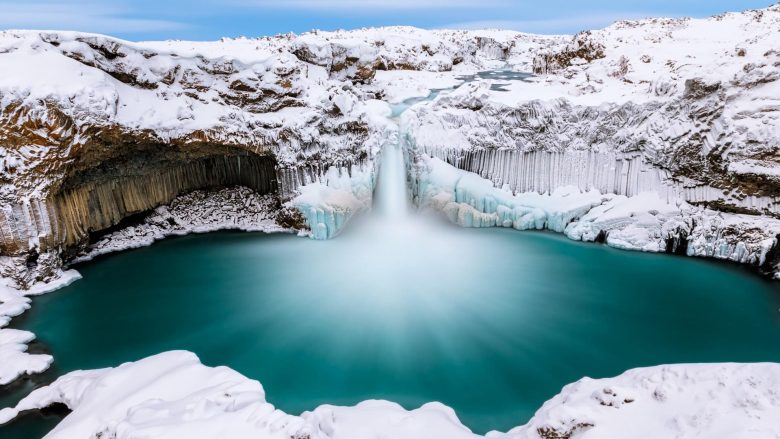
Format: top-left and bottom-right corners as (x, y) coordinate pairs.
(0, 269), (80, 385)
(0, 351), (479, 439)
(507, 363), (780, 439)
(2, 351), (779, 439)
(0, 351), (301, 438)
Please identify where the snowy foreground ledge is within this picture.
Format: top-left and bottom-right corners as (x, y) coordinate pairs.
(2, 351), (779, 439)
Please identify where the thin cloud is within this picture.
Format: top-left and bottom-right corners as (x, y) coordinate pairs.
(236, 0), (509, 10)
(442, 12), (654, 34)
(0, 2), (186, 33)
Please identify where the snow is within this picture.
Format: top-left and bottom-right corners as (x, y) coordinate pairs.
(507, 362), (780, 439)
(0, 351), (478, 439)
(304, 401), (480, 439)
(0, 25), (550, 147)
(2, 351), (779, 439)
(480, 7), (780, 108)
(0, 351), (299, 437)
(0, 269), (80, 385)
(373, 70), (466, 104)
(565, 192), (685, 252)
(728, 159), (780, 178)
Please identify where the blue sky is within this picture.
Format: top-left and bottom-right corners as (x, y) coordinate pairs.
(0, 0), (775, 40)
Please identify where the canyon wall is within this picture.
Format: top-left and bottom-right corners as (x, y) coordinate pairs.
(2, 6), (780, 282)
(403, 5), (780, 277)
(0, 27), (537, 285)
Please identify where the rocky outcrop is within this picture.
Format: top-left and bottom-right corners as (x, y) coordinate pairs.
(404, 75), (780, 216)
(74, 186), (294, 262)
(54, 154), (277, 246)
(531, 31), (606, 74)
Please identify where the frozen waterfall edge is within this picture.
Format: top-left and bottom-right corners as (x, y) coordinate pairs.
(408, 153), (780, 279)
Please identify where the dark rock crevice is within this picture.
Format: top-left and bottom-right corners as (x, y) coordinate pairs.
(52, 150), (279, 248)
(665, 227), (690, 255)
(1, 148), (283, 287)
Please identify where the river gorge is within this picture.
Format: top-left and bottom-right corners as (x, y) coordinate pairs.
(1, 6), (780, 439)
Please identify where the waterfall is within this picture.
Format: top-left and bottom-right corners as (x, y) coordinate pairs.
(373, 142), (409, 219)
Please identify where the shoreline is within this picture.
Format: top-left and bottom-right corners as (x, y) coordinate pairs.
(2, 351), (780, 438)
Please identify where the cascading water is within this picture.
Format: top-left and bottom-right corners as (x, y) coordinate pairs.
(369, 70), (533, 221)
(368, 69), (533, 223)
(372, 141), (409, 220)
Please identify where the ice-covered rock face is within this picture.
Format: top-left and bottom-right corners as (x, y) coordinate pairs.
(403, 5), (780, 277)
(413, 156), (780, 271)
(404, 11), (780, 214)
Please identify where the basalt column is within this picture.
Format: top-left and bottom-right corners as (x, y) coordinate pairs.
(0, 151), (279, 256)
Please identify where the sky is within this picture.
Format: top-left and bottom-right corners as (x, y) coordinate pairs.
(0, 0), (775, 41)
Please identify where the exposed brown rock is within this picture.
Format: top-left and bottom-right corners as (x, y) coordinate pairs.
(537, 422), (595, 439)
(533, 31), (607, 74)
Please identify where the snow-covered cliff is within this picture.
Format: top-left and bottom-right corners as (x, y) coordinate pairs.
(403, 5), (780, 276)
(0, 26), (548, 286)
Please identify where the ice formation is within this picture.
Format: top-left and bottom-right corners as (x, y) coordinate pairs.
(292, 163), (375, 239)
(414, 155), (780, 265)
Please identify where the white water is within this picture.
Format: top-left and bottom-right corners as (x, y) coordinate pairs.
(373, 142), (409, 220)
(319, 97), (476, 286)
